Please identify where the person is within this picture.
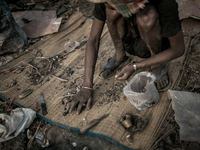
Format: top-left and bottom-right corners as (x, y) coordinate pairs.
(66, 0), (185, 114)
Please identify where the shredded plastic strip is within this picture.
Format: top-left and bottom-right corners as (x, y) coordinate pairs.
(0, 94), (137, 150)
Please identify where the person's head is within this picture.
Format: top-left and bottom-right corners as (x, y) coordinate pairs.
(88, 0), (137, 3)
(89, 0), (148, 18)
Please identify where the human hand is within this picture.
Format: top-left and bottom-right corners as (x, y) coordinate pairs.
(115, 64), (135, 80)
(66, 88), (93, 115)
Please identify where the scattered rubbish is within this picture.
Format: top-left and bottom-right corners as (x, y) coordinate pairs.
(35, 132), (44, 141)
(62, 99), (65, 105)
(64, 41), (80, 53)
(168, 90), (200, 141)
(0, 108), (36, 142)
(126, 134), (133, 144)
(120, 114), (133, 129)
(41, 93), (48, 116)
(27, 129), (32, 139)
(193, 82), (200, 89)
(8, 80), (17, 87)
(77, 64), (84, 69)
(118, 114), (147, 132)
(7, 97), (15, 109)
(64, 38), (87, 53)
(65, 68), (74, 77)
(82, 146), (89, 150)
(35, 101), (39, 112)
(19, 89), (33, 99)
(80, 114), (110, 134)
(118, 113), (147, 144)
(123, 71), (160, 111)
(13, 67), (23, 74)
(63, 111), (68, 116)
(72, 142), (77, 147)
(12, 11), (62, 38)
(41, 139), (49, 148)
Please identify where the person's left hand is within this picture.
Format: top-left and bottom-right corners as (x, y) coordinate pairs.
(115, 64), (135, 80)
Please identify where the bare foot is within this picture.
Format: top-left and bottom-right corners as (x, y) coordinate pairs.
(151, 65), (170, 91)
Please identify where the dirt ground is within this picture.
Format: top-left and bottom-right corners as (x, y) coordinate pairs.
(1, 0), (200, 150)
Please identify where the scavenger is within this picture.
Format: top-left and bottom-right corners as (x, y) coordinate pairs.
(66, 0), (185, 114)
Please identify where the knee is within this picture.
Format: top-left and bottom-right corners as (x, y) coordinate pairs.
(106, 7), (123, 23)
(136, 5), (159, 33)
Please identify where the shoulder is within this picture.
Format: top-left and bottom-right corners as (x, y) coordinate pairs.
(93, 3), (106, 21)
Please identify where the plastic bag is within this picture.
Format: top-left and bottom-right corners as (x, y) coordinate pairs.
(168, 90), (200, 141)
(0, 108), (36, 142)
(123, 71), (160, 111)
(64, 41), (80, 53)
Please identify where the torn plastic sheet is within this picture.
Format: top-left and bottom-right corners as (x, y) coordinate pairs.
(12, 11), (62, 38)
(168, 90), (200, 142)
(0, 108), (36, 142)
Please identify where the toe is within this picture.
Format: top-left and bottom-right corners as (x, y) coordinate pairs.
(156, 82), (161, 90)
(165, 77), (169, 85)
(163, 80), (167, 88)
(161, 80), (166, 89)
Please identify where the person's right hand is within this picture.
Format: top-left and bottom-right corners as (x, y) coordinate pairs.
(66, 88), (93, 115)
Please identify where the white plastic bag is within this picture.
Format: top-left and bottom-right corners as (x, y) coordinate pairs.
(168, 90), (200, 141)
(123, 71), (160, 111)
(64, 41), (80, 52)
(0, 108), (36, 142)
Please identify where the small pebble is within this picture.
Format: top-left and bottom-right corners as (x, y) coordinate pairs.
(72, 142), (77, 147)
(63, 112), (68, 116)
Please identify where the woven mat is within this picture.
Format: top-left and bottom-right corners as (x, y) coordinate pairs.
(0, 12), (191, 150)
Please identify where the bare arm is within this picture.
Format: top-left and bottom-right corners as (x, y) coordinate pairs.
(136, 30), (185, 69)
(83, 18), (105, 87)
(66, 18), (105, 115)
(115, 30), (185, 80)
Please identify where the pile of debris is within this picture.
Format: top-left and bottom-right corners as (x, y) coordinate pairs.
(176, 0), (200, 36)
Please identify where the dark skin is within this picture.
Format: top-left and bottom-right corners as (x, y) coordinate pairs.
(66, 2), (185, 115)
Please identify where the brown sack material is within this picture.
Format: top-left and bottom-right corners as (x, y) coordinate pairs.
(12, 11), (62, 38)
(176, 0), (200, 20)
(182, 18), (200, 36)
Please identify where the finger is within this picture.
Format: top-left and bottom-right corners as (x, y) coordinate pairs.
(66, 97), (74, 104)
(69, 101), (79, 113)
(116, 73), (128, 80)
(87, 97), (92, 110)
(66, 103), (71, 112)
(162, 80), (167, 88)
(115, 70), (124, 79)
(165, 78), (169, 85)
(77, 103), (84, 115)
(157, 82), (161, 90)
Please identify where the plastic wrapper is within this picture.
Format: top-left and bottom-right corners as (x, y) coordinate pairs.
(64, 41), (80, 52)
(123, 71), (160, 111)
(168, 90), (200, 142)
(0, 108), (36, 142)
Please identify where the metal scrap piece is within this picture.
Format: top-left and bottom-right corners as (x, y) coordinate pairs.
(19, 89), (33, 99)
